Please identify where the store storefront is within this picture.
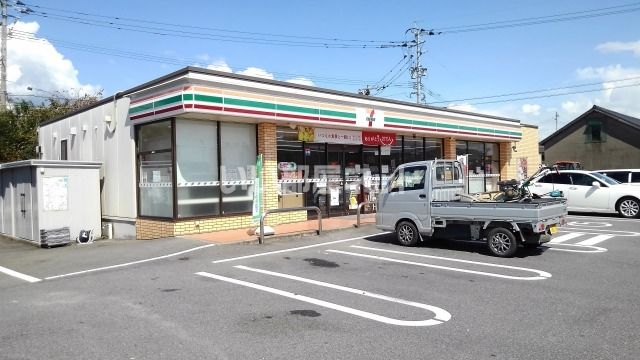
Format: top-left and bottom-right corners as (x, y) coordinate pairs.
(36, 66), (539, 239)
(276, 127), (443, 217)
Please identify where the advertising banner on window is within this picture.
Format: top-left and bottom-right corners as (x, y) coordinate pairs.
(362, 131), (397, 145)
(314, 128), (362, 144)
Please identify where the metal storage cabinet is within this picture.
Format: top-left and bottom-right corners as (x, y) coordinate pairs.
(0, 160), (102, 247)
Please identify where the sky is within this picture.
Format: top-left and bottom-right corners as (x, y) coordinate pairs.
(4, 0), (640, 139)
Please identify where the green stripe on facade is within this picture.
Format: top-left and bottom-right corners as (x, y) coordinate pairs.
(224, 98), (276, 110)
(277, 104), (319, 115)
(154, 95), (183, 108)
(182, 94), (194, 101)
(129, 102), (154, 114)
(193, 94), (223, 104)
(385, 116), (521, 137)
(319, 109), (356, 119)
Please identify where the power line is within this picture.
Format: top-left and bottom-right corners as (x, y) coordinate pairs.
(464, 82), (640, 106)
(431, 76), (640, 104)
(20, 1), (403, 45)
(16, 4), (404, 49)
(8, 30), (385, 87)
(435, 3), (640, 34)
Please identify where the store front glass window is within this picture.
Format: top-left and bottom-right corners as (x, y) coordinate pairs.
(138, 120), (173, 218)
(456, 140), (500, 193)
(176, 120), (219, 218)
(467, 141), (485, 193)
(276, 127), (305, 208)
(220, 122), (256, 215)
(403, 137), (423, 163)
(425, 138), (443, 160)
(484, 143), (500, 191)
(381, 135), (403, 178)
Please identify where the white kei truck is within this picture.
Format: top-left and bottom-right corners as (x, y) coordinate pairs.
(375, 160), (568, 257)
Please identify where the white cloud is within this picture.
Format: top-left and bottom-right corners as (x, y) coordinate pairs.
(206, 59), (232, 73)
(595, 40), (640, 57)
(237, 67), (274, 80)
(521, 104), (541, 116)
(6, 21), (100, 102)
(285, 77), (314, 86)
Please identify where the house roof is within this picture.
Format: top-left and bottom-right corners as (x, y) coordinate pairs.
(40, 66), (522, 127)
(540, 105), (640, 146)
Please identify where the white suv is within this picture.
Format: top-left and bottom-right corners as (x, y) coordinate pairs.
(529, 170), (640, 218)
(595, 169), (640, 184)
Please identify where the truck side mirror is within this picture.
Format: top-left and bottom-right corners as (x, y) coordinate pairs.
(390, 187), (400, 193)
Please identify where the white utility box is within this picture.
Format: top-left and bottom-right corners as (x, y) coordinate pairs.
(0, 160), (102, 247)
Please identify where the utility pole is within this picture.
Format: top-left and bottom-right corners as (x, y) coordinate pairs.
(554, 112), (559, 131)
(0, 0), (7, 109)
(406, 27), (440, 105)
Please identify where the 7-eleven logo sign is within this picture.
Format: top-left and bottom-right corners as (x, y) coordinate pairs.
(366, 109), (376, 127)
(356, 108), (384, 128)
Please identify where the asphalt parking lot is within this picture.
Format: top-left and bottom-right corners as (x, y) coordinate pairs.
(1, 214), (639, 360)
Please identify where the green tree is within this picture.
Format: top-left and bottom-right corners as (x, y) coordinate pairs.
(0, 90), (103, 163)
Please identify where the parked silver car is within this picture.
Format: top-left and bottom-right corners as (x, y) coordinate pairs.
(529, 170), (640, 218)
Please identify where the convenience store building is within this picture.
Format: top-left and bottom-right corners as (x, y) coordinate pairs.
(37, 66), (540, 239)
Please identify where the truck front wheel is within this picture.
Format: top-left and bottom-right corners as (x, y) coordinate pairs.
(396, 221), (419, 247)
(487, 227), (518, 257)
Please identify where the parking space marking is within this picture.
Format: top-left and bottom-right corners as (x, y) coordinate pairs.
(545, 243), (608, 253)
(45, 244), (216, 280)
(559, 228), (638, 236)
(0, 265), (41, 283)
(212, 233), (389, 264)
(196, 270), (450, 327)
(328, 247), (551, 280)
(550, 233), (585, 243)
(575, 234), (614, 246)
(236, 265), (451, 322)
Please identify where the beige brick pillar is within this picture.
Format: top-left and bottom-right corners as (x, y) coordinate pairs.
(443, 137), (457, 159)
(499, 142), (517, 181)
(258, 123), (279, 217)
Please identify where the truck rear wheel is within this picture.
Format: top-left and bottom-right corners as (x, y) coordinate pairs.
(396, 221), (419, 247)
(487, 227), (518, 257)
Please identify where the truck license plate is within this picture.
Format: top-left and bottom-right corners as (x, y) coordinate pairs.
(549, 225), (558, 234)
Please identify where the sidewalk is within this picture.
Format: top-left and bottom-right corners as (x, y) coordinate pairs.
(183, 213), (376, 244)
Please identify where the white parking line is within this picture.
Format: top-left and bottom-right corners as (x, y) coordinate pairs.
(327, 247), (551, 280)
(212, 232), (389, 264)
(575, 235), (615, 246)
(549, 233), (585, 243)
(196, 270), (450, 327)
(45, 244), (216, 280)
(559, 228), (638, 236)
(545, 243), (608, 253)
(235, 265), (451, 322)
(0, 265), (41, 283)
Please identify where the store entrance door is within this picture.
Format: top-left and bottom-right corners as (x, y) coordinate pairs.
(326, 144), (361, 217)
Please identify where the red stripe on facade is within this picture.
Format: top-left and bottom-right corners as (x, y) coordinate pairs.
(317, 116), (357, 125)
(275, 113), (318, 121)
(193, 104), (223, 111)
(224, 107), (276, 117)
(130, 112), (154, 120)
(154, 105), (184, 115)
(384, 123), (520, 140)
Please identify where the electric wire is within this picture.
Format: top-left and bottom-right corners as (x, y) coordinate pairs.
(431, 76), (640, 104)
(8, 30), (382, 87)
(434, 2), (640, 32)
